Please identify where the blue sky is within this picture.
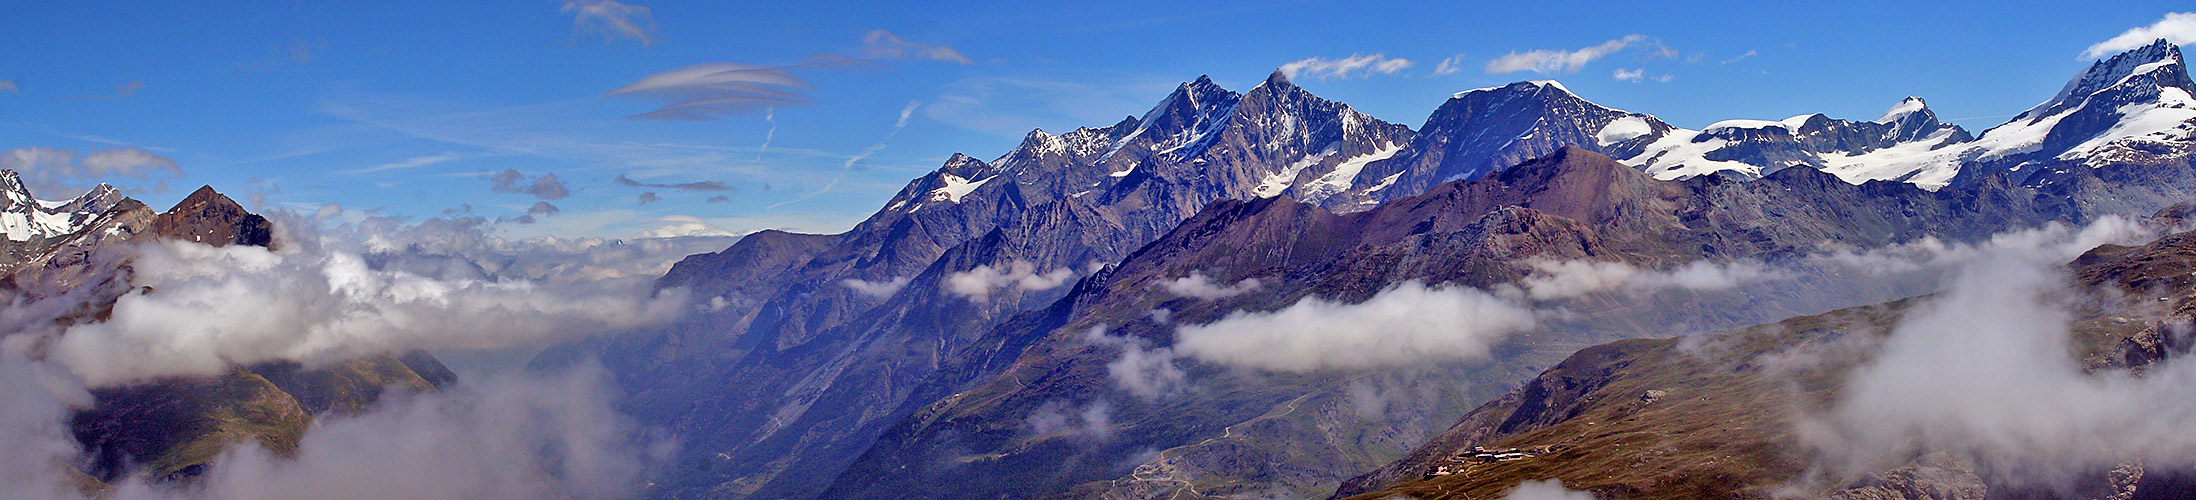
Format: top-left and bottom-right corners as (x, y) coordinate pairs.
(2, 1), (2193, 238)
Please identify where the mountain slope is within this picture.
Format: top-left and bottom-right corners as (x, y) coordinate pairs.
(1337, 211), (2196, 500)
(817, 147), (2109, 500)
(598, 72), (1417, 500)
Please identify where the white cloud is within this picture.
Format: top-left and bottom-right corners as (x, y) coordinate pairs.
(1084, 327), (1188, 399)
(46, 239), (686, 387)
(943, 260), (1075, 303)
(1803, 253), (2196, 486)
(1719, 49), (1758, 65)
(1278, 53), (1414, 80)
(2082, 12), (2196, 59)
(1173, 281), (1536, 372)
(1, 146), (182, 196)
(1159, 272), (1261, 300)
(561, 0), (656, 46)
(1516, 258), (1787, 300)
(839, 276), (911, 298)
(147, 364), (659, 500)
(1503, 480), (1597, 500)
(1432, 55), (1465, 75)
(1486, 35), (1648, 74)
(636, 215), (739, 238)
(1613, 68), (1644, 82)
(0, 346), (665, 500)
(14, 212), (716, 387)
(861, 30), (973, 64)
(0, 351), (89, 500)
(0, 81), (18, 93)
(604, 58), (872, 121)
(1804, 216), (2153, 276)
(1025, 400), (1114, 440)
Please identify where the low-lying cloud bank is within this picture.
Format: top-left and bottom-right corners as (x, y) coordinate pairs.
(1174, 281), (1538, 372)
(944, 260), (1076, 303)
(0, 209), (716, 498)
(1164, 217), (2159, 377)
(34, 211), (705, 387)
(1160, 272), (1262, 300)
(0, 347), (664, 500)
(1806, 252), (2196, 485)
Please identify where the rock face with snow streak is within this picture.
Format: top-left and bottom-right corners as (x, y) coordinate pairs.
(1333, 81), (1674, 210)
(0, 171), (125, 272)
(1955, 38), (2196, 186)
(1627, 99), (1974, 186)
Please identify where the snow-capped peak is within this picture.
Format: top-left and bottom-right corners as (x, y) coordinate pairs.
(1876, 97), (1930, 124)
(0, 170), (121, 242)
(2011, 38), (2188, 125)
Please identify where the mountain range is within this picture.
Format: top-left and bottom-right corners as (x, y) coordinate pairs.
(588, 39), (2196, 500)
(11, 37), (2196, 500)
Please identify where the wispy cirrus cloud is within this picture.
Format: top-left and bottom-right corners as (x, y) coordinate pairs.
(561, 0), (656, 46)
(2082, 12), (2196, 59)
(1, 146), (182, 195)
(1278, 53), (1413, 80)
(344, 152), (470, 175)
(1486, 35), (1658, 74)
(861, 30), (973, 64)
(1432, 55), (1466, 75)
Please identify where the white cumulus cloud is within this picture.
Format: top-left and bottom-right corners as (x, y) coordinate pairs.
(2082, 12), (2196, 59)
(1279, 53), (1414, 80)
(1084, 327), (1188, 399)
(1173, 281), (1536, 372)
(840, 276), (911, 299)
(944, 260), (1075, 303)
(1159, 272), (1261, 300)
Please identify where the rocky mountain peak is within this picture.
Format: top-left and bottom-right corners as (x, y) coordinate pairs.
(2014, 39), (2191, 125)
(152, 185), (273, 248)
(0, 170), (32, 209)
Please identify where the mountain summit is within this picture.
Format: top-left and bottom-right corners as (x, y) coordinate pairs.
(1960, 38), (2196, 184)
